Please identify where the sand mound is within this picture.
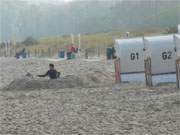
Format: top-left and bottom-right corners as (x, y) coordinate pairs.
(3, 76), (86, 91)
(80, 69), (113, 86)
(3, 70), (113, 91)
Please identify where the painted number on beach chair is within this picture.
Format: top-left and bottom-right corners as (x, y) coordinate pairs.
(162, 51), (172, 60)
(130, 53), (139, 60)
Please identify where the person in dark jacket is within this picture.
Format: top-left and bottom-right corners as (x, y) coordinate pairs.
(37, 64), (60, 79)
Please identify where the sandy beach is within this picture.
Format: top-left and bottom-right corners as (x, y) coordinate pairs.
(0, 58), (179, 135)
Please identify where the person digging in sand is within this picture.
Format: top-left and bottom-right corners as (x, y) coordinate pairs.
(37, 64), (60, 79)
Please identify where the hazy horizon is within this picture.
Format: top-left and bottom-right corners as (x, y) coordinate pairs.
(0, 0), (179, 41)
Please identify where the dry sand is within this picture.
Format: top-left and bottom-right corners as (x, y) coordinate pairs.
(0, 58), (179, 135)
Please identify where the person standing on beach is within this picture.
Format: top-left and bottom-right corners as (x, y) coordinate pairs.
(37, 64), (60, 79)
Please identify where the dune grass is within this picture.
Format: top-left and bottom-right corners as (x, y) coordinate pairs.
(20, 28), (166, 57)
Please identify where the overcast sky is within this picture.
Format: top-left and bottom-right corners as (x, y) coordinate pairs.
(1, 0), (123, 4)
(23, 0), (118, 4)
(27, 0), (74, 3)
(6, 0), (75, 5)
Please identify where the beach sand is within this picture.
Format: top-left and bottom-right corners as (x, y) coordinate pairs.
(0, 58), (179, 135)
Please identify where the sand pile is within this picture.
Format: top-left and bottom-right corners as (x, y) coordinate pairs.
(3, 76), (85, 91)
(80, 68), (113, 86)
(3, 69), (113, 91)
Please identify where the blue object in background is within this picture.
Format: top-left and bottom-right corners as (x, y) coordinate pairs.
(59, 49), (65, 58)
(22, 52), (27, 58)
(16, 48), (26, 59)
(67, 52), (72, 59)
(106, 48), (113, 60)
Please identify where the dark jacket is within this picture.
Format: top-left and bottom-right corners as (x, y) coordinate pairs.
(38, 69), (60, 79)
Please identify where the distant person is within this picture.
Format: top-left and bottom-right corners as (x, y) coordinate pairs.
(37, 64), (60, 79)
(112, 47), (117, 59)
(15, 48), (26, 59)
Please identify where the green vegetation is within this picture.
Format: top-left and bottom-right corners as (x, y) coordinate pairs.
(22, 36), (38, 46)
(22, 28), (169, 56)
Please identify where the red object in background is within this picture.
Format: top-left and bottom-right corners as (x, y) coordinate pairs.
(68, 44), (77, 53)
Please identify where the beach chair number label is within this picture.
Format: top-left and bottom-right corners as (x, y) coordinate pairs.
(130, 52), (139, 60)
(162, 51), (172, 60)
